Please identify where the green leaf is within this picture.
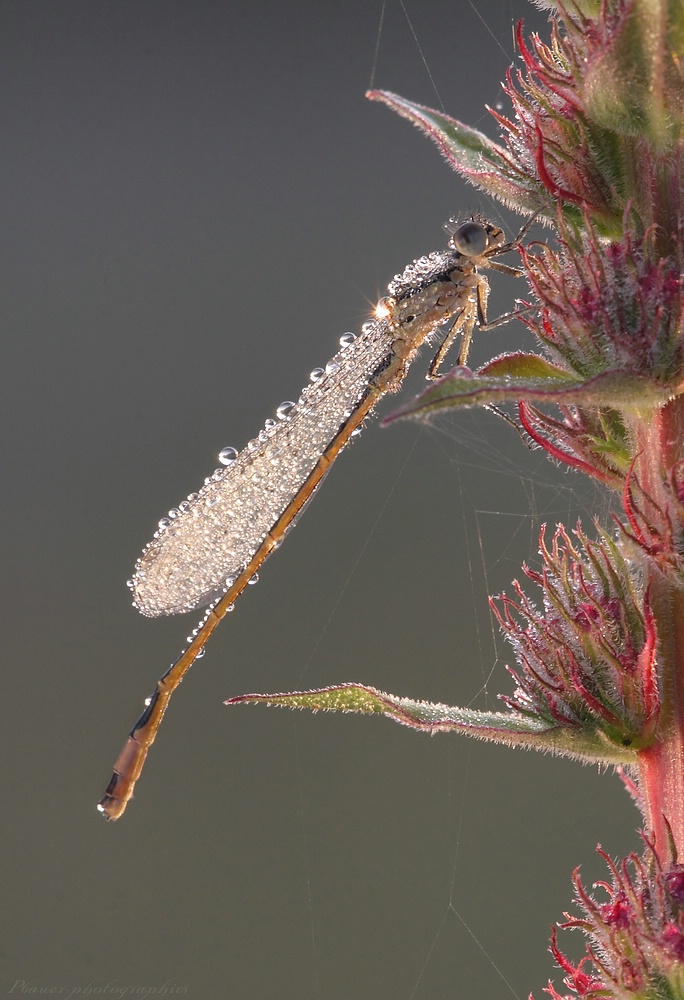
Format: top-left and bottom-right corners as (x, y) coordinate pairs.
(382, 357), (674, 423)
(481, 354), (577, 381)
(366, 89), (549, 216)
(226, 683), (637, 764)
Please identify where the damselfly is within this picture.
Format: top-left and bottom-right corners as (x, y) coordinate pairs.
(98, 215), (532, 820)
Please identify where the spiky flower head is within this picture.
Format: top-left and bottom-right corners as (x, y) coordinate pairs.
(492, 523), (659, 753)
(544, 839), (684, 1000)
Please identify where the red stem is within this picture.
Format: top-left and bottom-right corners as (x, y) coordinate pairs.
(635, 398), (684, 861)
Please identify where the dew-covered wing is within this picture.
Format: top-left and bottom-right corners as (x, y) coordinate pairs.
(131, 323), (394, 616)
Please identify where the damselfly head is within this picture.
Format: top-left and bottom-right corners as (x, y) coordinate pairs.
(445, 219), (505, 258)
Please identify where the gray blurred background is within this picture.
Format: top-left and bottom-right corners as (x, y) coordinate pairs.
(2, 2), (639, 997)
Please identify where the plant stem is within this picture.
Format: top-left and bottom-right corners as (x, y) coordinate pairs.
(637, 398), (684, 860)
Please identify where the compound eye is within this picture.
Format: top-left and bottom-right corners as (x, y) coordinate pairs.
(450, 221), (488, 257)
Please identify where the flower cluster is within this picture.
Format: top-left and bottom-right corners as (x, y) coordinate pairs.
(517, 220), (684, 486)
(490, 20), (617, 224)
(545, 839), (684, 1000)
(492, 3), (684, 230)
(492, 524), (659, 751)
(522, 226), (684, 383)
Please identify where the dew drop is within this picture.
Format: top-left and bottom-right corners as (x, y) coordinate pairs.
(168, 508), (180, 519)
(325, 361), (340, 375)
(206, 496), (220, 508)
(225, 575), (236, 588)
(248, 573), (259, 585)
(339, 332), (355, 347)
(196, 647), (206, 659)
(375, 296), (393, 320)
(158, 517), (171, 530)
(264, 418), (276, 431)
(309, 367), (325, 382)
(219, 446), (238, 466)
(276, 401), (295, 420)
(126, 579), (134, 589)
